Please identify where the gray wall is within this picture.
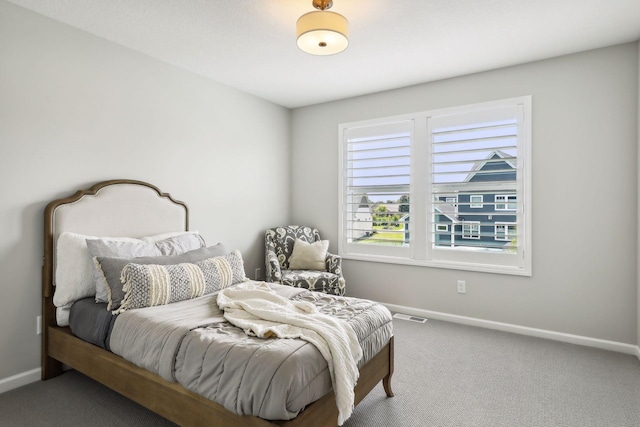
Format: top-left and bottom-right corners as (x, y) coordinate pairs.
(0, 2), (290, 380)
(291, 43), (639, 345)
(1, 1), (638, 384)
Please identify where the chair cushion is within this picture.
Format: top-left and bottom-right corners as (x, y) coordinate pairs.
(289, 239), (329, 271)
(281, 270), (345, 295)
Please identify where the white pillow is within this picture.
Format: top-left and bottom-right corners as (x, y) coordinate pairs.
(53, 232), (141, 308)
(56, 304), (72, 327)
(288, 239), (329, 271)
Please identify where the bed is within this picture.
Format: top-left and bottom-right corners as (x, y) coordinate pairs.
(41, 179), (394, 426)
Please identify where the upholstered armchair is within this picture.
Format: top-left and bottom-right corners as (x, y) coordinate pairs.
(265, 225), (345, 295)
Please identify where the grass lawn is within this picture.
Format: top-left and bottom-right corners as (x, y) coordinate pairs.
(358, 226), (405, 246)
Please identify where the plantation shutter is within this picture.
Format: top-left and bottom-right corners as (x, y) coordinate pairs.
(428, 104), (527, 268)
(338, 96), (531, 275)
(341, 120), (413, 257)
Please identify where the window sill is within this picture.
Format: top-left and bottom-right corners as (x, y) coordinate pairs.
(340, 252), (532, 277)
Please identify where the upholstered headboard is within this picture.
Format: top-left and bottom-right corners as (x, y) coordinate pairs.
(43, 180), (188, 296)
(51, 182), (187, 240)
(47, 180), (188, 288)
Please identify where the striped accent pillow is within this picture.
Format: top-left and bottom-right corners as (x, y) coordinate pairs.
(116, 250), (246, 313)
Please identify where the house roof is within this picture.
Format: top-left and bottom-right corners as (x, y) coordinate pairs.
(358, 195), (370, 210)
(435, 203), (460, 223)
(464, 151), (516, 183)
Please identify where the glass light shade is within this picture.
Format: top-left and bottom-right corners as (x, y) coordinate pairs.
(296, 11), (349, 55)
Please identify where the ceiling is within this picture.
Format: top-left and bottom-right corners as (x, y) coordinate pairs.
(7, 0), (640, 108)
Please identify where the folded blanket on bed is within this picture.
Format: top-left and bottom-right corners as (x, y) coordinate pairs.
(217, 282), (363, 425)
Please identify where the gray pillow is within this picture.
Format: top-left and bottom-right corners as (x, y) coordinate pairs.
(87, 240), (162, 303)
(88, 233), (207, 303)
(94, 243), (228, 311)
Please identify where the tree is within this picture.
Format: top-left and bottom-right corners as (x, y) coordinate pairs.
(373, 205), (391, 228)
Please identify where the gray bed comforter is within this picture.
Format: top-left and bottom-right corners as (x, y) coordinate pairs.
(109, 281), (392, 421)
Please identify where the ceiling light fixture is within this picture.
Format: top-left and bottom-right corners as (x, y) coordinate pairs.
(296, 0), (349, 56)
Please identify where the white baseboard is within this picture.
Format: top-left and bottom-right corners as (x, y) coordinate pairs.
(0, 368), (41, 395)
(385, 303), (640, 356)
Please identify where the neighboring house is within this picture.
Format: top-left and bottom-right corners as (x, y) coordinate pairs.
(351, 195), (373, 240)
(401, 214), (410, 245)
(350, 152), (517, 248)
(435, 151), (517, 250)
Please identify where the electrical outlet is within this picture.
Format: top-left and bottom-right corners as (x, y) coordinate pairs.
(255, 268), (262, 280)
(36, 316), (42, 335)
(457, 280), (466, 294)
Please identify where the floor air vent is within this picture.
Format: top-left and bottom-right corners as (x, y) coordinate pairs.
(393, 313), (427, 323)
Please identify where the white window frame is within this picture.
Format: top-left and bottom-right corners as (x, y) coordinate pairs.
(436, 224), (449, 232)
(495, 195), (517, 211)
(339, 120), (413, 259)
(338, 96), (532, 276)
(462, 221), (480, 239)
(495, 222), (517, 241)
(469, 195), (484, 208)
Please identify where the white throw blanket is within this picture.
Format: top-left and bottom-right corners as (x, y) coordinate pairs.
(217, 282), (363, 425)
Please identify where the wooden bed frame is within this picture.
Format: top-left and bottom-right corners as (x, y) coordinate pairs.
(42, 179), (394, 427)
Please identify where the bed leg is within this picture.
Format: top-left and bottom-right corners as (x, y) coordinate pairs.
(42, 355), (63, 380)
(41, 295), (63, 380)
(42, 328), (63, 380)
(382, 336), (394, 397)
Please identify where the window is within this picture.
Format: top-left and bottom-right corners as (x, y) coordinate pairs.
(340, 120), (412, 258)
(495, 195), (517, 211)
(339, 96), (531, 275)
(470, 195), (483, 208)
(462, 222), (480, 239)
(495, 222), (517, 241)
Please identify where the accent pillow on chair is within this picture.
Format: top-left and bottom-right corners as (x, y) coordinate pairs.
(265, 226), (345, 295)
(288, 239), (329, 271)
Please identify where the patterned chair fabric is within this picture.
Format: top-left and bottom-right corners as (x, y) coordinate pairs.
(265, 225), (345, 295)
